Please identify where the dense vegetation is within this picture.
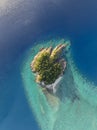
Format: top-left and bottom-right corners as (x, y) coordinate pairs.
(31, 45), (66, 85)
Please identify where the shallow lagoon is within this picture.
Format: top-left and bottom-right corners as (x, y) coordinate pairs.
(22, 39), (97, 130)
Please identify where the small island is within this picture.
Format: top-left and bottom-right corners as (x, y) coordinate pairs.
(30, 43), (67, 93)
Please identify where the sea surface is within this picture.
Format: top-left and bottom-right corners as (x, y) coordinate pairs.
(22, 39), (97, 130)
(0, 0), (97, 130)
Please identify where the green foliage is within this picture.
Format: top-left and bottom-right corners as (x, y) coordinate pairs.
(32, 48), (63, 85)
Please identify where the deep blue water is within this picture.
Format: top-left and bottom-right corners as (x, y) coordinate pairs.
(0, 0), (97, 130)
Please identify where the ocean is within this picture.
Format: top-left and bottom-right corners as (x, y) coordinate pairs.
(21, 39), (97, 130)
(0, 0), (97, 130)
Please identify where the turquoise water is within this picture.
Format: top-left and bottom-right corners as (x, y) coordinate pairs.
(22, 39), (97, 130)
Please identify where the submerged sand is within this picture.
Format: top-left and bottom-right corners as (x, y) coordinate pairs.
(22, 39), (97, 130)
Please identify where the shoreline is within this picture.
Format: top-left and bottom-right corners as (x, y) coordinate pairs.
(31, 43), (67, 92)
(39, 76), (63, 93)
(22, 39), (97, 130)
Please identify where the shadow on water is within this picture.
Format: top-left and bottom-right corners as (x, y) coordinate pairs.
(56, 63), (80, 103)
(42, 51), (80, 104)
(42, 61), (80, 105)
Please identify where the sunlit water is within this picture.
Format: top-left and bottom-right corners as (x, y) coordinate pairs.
(22, 39), (97, 130)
